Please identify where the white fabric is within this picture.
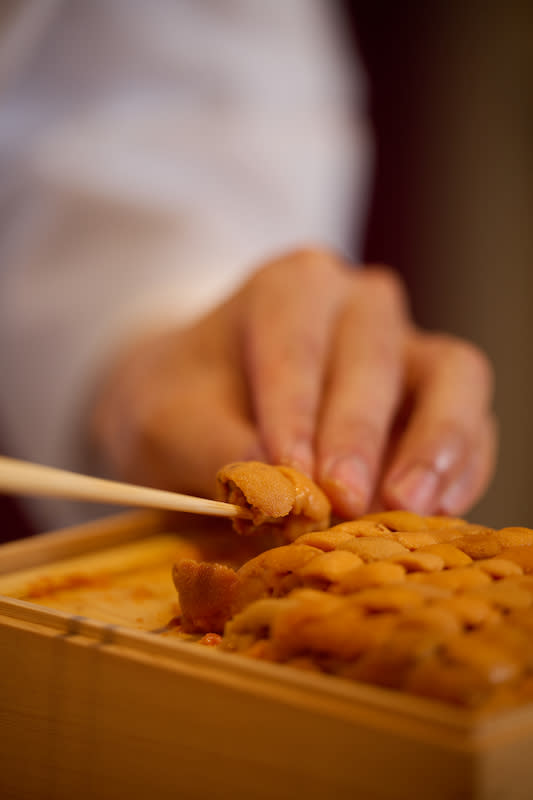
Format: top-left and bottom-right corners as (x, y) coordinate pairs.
(0, 0), (372, 529)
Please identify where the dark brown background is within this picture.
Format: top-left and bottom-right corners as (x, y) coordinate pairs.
(354, 2), (533, 529)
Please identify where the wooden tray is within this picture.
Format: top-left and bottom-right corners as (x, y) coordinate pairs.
(1, 510), (533, 800)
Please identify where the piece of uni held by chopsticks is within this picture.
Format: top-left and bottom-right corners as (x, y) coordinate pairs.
(216, 461), (331, 540)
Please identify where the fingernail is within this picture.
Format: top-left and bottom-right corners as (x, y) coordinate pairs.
(322, 455), (370, 506)
(280, 440), (313, 474)
(387, 465), (439, 514)
(439, 473), (472, 515)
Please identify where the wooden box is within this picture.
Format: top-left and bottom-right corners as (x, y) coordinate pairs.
(1, 510), (533, 800)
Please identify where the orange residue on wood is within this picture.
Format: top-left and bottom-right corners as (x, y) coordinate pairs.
(130, 585), (156, 602)
(24, 573), (110, 599)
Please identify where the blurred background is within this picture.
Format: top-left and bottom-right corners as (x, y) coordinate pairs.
(1, 1), (532, 538)
(353, 1), (533, 527)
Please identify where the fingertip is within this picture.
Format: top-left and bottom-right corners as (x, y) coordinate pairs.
(437, 453), (491, 516)
(438, 476), (473, 515)
(278, 439), (314, 476)
(321, 479), (367, 519)
(383, 464), (440, 515)
(319, 455), (370, 519)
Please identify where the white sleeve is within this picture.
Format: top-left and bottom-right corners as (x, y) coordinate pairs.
(0, 0), (373, 529)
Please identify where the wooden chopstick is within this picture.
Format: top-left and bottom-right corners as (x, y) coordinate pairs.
(0, 455), (251, 519)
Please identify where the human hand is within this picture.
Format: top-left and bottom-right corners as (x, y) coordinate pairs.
(91, 248), (497, 518)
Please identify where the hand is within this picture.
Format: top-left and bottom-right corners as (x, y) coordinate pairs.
(90, 248), (497, 518)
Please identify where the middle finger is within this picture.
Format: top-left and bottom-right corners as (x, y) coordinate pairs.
(317, 268), (408, 517)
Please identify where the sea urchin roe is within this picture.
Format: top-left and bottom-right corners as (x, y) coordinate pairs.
(216, 461), (331, 539)
(171, 482), (533, 710)
(172, 559), (241, 633)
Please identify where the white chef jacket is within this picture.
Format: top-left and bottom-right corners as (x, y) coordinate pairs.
(0, 0), (372, 529)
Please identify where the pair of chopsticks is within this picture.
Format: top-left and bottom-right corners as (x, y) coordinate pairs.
(0, 455), (250, 520)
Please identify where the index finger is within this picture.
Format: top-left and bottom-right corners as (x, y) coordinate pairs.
(242, 248), (349, 474)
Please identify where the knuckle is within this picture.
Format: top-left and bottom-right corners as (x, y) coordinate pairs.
(362, 265), (408, 310)
(462, 342), (494, 390)
(285, 244), (343, 271)
(253, 245), (347, 287)
(435, 333), (495, 394)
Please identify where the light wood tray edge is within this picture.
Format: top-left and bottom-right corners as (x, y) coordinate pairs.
(2, 590), (530, 752)
(0, 509), (187, 575)
(3, 509), (533, 751)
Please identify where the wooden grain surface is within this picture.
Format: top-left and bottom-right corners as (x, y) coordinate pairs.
(2, 511), (533, 799)
(0, 512), (266, 633)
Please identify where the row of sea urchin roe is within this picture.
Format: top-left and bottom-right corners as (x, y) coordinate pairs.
(174, 510), (533, 710)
